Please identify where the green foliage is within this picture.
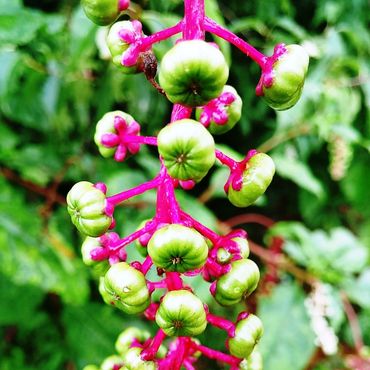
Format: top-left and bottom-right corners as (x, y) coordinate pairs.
(1, 0), (369, 369)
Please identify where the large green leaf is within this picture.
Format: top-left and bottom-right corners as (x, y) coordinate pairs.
(272, 153), (325, 198)
(258, 280), (316, 370)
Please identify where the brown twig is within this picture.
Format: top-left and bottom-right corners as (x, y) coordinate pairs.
(257, 124), (311, 153)
(0, 167), (65, 204)
(340, 291), (364, 354)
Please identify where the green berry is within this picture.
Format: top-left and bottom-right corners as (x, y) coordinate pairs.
(227, 153), (275, 208)
(228, 314), (263, 359)
(157, 119), (215, 182)
(67, 181), (112, 237)
(147, 224), (208, 273)
(103, 262), (150, 314)
(159, 40), (229, 107)
(215, 259), (260, 306)
(155, 290), (207, 336)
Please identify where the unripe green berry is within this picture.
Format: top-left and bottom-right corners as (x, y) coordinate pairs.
(81, 0), (121, 26)
(81, 236), (110, 276)
(196, 85), (242, 135)
(107, 21), (141, 73)
(262, 44), (309, 111)
(67, 181), (112, 237)
(155, 290), (207, 336)
(157, 119), (215, 182)
(159, 40), (229, 107)
(94, 111), (137, 158)
(122, 347), (157, 370)
(103, 262), (150, 314)
(238, 346), (263, 370)
(147, 224), (208, 273)
(100, 354), (124, 370)
(227, 153), (275, 208)
(215, 259), (260, 306)
(115, 327), (151, 355)
(228, 314), (263, 359)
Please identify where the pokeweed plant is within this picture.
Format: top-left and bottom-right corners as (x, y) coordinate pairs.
(67, 0), (309, 369)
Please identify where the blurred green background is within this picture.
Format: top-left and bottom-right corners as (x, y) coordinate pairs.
(1, 0), (369, 369)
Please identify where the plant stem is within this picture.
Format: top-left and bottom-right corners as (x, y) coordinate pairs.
(204, 17), (267, 68)
(140, 22), (183, 50)
(183, 0), (205, 40)
(107, 174), (162, 206)
(192, 343), (241, 366)
(206, 312), (235, 336)
(215, 149), (238, 169)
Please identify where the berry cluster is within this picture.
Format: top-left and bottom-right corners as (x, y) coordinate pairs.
(67, 0), (309, 369)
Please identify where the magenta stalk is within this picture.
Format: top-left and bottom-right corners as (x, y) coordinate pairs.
(140, 21), (183, 50)
(125, 135), (158, 146)
(165, 272), (183, 290)
(180, 210), (220, 244)
(206, 312), (236, 337)
(192, 343), (241, 366)
(141, 329), (167, 361)
(107, 174), (162, 206)
(204, 17), (267, 68)
(215, 149), (239, 169)
(183, 0), (205, 40)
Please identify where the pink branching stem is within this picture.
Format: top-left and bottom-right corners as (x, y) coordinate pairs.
(206, 258), (231, 277)
(107, 174), (162, 206)
(124, 135), (158, 146)
(183, 360), (196, 370)
(140, 22), (183, 51)
(141, 255), (153, 274)
(110, 222), (157, 251)
(141, 329), (167, 361)
(147, 279), (167, 294)
(183, 0), (205, 40)
(206, 312), (235, 337)
(164, 174), (181, 224)
(170, 104), (192, 122)
(204, 17), (267, 68)
(215, 149), (239, 169)
(170, 337), (187, 370)
(191, 343), (241, 366)
(180, 210), (220, 244)
(165, 272), (183, 290)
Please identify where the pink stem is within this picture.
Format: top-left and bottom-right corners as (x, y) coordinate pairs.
(215, 149), (239, 169)
(125, 135), (157, 146)
(140, 22), (183, 51)
(192, 343), (241, 366)
(147, 280), (167, 293)
(107, 174), (162, 206)
(204, 17), (267, 68)
(180, 210), (220, 244)
(111, 223), (157, 251)
(170, 104), (192, 122)
(164, 174), (181, 223)
(183, 360), (196, 370)
(207, 312), (235, 337)
(165, 272), (183, 290)
(171, 337), (187, 370)
(141, 329), (167, 361)
(141, 255), (153, 274)
(183, 0), (205, 40)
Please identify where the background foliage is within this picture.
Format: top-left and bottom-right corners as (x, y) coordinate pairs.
(1, 0), (369, 369)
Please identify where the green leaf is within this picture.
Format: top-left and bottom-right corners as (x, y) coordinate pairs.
(0, 7), (45, 45)
(343, 269), (370, 309)
(258, 280), (316, 370)
(0, 178), (89, 304)
(267, 223), (368, 284)
(272, 153), (325, 198)
(62, 302), (147, 367)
